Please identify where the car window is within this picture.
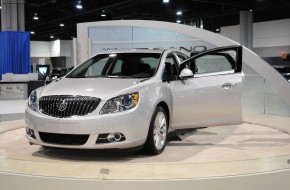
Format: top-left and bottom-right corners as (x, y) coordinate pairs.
(86, 57), (109, 76)
(181, 50), (236, 76)
(141, 57), (159, 70)
(163, 54), (178, 81)
(111, 60), (123, 75)
(195, 54), (233, 74)
(67, 53), (161, 79)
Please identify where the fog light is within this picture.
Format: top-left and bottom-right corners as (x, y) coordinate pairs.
(96, 133), (126, 143)
(26, 128), (36, 139)
(107, 133), (122, 142)
(113, 133), (122, 142)
(107, 133), (115, 142)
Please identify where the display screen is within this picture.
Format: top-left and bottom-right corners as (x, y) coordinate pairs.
(38, 67), (47, 74)
(36, 65), (50, 75)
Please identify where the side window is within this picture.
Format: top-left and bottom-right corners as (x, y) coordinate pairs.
(163, 54), (178, 81)
(179, 46), (242, 77)
(194, 50), (236, 75)
(195, 54), (233, 74)
(165, 54), (178, 76)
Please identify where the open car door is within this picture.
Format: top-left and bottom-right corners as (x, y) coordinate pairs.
(170, 46), (243, 129)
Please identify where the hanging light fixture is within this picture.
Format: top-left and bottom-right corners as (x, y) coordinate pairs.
(60, 23), (65, 27)
(33, 13), (39, 20)
(50, 35), (54, 39)
(163, 0), (169, 3)
(76, 1), (82, 9)
(30, 31), (35, 35)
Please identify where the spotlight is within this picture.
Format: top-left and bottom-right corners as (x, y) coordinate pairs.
(163, 0), (169, 3)
(76, 1), (82, 9)
(101, 10), (106, 17)
(50, 35), (54, 39)
(176, 11), (182, 15)
(30, 31), (35, 35)
(33, 13), (39, 20)
(60, 23), (65, 27)
(176, 19), (181, 23)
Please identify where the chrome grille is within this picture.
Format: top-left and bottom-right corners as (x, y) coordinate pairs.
(39, 95), (101, 118)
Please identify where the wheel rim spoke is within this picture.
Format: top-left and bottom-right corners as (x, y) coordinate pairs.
(160, 128), (166, 134)
(160, 133), (166, 141)
(153, 111), (167, 150)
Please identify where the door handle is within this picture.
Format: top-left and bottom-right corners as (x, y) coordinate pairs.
(221, 83), (232, 89)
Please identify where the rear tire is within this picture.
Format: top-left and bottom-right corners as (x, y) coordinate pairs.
(143, 106), (168, 155)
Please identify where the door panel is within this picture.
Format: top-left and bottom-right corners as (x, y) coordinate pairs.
(171, 73), (243, 129)
(170, 46), (243, 129)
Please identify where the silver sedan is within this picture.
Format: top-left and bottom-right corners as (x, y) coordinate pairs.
(25, 46), (243, 155)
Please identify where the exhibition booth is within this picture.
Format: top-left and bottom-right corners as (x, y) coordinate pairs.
(0, 20), (290, 190)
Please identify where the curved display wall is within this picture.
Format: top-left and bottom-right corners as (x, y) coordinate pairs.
(76, 20), (290, 117)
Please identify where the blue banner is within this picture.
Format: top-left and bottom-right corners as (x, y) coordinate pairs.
(0, 31), (31, 80)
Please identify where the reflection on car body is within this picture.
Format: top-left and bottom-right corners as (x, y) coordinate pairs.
(26, 46), (243, 155)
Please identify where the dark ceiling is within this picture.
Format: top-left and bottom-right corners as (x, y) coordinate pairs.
(2, 0), (290, 41)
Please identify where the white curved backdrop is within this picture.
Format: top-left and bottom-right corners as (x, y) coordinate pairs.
(76, 20), (290, 117)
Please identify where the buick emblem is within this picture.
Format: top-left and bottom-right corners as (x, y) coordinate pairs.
(58, 99), (68, 111)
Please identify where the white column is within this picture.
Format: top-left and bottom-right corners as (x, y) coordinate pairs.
(240, 11), (253, 49)
(72, 38), (79, 67)
(1, 0), (25, 31)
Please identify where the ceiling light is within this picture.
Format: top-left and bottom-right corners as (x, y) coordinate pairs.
(33, 13), (39, 20)
(76, 1), (82, 9)
(30, 31), (35, 35)
(60, 23), (65, 27)
(163, 0), (170, 3)
(101, 10), (106, 17)
(176, 19), (181, 23)
(176, 11), (182, 15)
(50, 35), (54, 39)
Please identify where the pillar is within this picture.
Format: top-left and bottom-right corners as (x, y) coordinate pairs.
(1, 0), (25, 31)
(240, 10), (253, 50)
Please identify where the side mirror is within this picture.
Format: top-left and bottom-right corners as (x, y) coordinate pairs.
(179, 68), (193, 80)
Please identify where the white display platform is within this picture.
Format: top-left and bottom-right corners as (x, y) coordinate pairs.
(0, 118), (290, 190)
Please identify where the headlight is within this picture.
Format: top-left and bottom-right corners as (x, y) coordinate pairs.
(100, 92), (139, 114)
(28, 90), (37, 111)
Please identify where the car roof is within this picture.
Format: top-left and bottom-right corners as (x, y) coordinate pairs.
(96, 48), (179, 54)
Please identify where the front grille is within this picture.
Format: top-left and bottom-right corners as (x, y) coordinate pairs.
(39, 95), (101, 118)
(39, 132), (89, 145)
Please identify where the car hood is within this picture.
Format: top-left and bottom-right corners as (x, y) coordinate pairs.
(40, 78), (149, 100)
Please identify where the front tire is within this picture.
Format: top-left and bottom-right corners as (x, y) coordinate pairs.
(143, 106), (168, 155)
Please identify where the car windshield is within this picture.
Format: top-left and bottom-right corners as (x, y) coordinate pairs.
(67, 53), (161, 79)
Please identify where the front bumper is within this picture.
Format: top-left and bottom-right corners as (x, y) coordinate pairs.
(25, 104), (152, 149)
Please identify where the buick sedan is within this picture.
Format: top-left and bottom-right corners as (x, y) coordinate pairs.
(26, 46), (243, 155)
